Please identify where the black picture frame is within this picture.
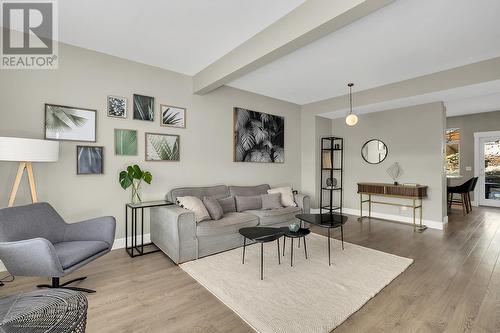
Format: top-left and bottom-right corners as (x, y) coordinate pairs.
(133, 94), (154, 121)
(76, 146), (104, 174)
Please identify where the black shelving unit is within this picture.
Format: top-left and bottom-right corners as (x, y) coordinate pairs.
(320, 137), (344, 215)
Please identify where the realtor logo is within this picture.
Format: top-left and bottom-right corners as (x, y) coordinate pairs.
(1, 0), (58, 69)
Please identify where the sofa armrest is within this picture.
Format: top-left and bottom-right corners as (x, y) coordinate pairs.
(150, 206), (197, 264)
(294, 193), (310, 213)
(64, 216), (116, 248)
(0, 238), (63, 277)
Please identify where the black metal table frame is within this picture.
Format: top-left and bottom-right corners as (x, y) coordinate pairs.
(297, 218), (344, 266)
(125, 201), (173, 258)
(242, 235), (282, 280)
(282, 228), (310, 267)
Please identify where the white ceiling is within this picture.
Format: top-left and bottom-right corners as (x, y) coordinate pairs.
(228, 0), (500, 105)
(318, 80), (500, 119)
(57, 0), (305, 75)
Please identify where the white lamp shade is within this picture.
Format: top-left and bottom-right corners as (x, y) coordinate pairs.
(345, 114), (358, 126)
(0, 137), (59, 162)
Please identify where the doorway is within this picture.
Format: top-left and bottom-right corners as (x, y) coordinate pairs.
(475, 131), (500, 207)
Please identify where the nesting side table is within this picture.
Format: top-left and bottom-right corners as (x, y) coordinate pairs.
(125, 200), (173, 258)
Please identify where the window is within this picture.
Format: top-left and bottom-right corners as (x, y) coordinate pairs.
(446, 128), (460, 174)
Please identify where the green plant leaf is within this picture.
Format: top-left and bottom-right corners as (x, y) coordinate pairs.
(132, 165), (143, 179)
(143, 171), (152, 184)
(119, 171), (132, 189)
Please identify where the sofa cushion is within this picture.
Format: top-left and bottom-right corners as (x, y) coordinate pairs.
(229, 184), (270, 197)
(197, 212), (258, 237)
(203, 196), (224, 220)
(267, 187), (297, 207)
(245, 206), (301, 226)
(217, 196), (236, 213)
(261, 193), (282, 210)
(235, 195), (262, 212)
(54, 241), (109, 269)
(177, 196), (211, 222)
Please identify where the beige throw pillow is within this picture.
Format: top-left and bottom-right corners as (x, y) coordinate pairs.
(176, 196), (210, 222)
(267, 187), (297, 207)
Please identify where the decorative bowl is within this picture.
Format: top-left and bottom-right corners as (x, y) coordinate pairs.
(288, 223), (300, 232)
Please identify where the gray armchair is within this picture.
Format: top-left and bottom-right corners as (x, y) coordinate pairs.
(0, 202), (116, 293)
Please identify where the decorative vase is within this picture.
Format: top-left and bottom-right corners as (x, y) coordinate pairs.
(288, 222), (300, 232)
(131, 181), (142, 204)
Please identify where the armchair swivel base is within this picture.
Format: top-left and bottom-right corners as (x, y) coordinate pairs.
(37, 276), (96, 293)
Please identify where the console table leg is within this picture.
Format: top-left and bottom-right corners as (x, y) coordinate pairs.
(368, 195), (372, 218)
(359, 194), (363, 221)
(413, 199), (416, 232)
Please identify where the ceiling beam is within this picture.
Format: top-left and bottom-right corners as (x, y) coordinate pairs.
(301, 56), (500, 115)
(193, 0), (396, 95)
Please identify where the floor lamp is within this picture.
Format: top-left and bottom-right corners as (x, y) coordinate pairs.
(0, 137), (59, 207)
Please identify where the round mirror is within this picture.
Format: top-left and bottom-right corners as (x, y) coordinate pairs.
(361, 139), (388, 164)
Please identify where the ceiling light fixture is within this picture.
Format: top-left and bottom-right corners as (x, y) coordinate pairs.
(345, 83), (358, 126)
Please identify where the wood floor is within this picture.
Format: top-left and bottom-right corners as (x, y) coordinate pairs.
(1, 207), (500, 332)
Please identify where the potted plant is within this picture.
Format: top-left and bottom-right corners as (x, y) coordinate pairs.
(119, 164), (152, 204)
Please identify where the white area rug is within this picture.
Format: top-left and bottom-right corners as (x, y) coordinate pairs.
(180, 233), (413, 333)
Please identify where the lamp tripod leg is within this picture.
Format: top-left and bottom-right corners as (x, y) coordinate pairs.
(26, 162), (38, 203)
(8, 162), (26, 207)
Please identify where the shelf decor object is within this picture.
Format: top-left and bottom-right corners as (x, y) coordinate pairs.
(0, 137), (59, 207)
(357, 182), (428, 232)
(320, 137), (344, 214)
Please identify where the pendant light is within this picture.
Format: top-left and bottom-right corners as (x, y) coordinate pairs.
(345, 83), (358, 126)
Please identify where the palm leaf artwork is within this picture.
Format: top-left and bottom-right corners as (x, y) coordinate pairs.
(77, 146), (103, 174)
(146, 134), (180, 161)
(133, 94), (154, 121)
(161, 106), (185, 127)
(115, 129), (137, 155)
(234, 108), (284, 163)
(45, 105), (88, 132)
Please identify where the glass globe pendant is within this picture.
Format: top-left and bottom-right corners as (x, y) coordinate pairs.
(345, 83), (358, 126)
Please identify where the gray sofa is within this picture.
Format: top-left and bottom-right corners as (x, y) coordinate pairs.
(151, 184), (310, 264)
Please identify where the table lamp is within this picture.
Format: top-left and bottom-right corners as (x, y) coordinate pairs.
(0, 137), (59, 207)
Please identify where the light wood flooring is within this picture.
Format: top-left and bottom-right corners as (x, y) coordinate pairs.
(1, 206), (500, 332)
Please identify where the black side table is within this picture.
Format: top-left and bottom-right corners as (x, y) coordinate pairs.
(280, 227), (311, 267)
(126, 200), (173, 258)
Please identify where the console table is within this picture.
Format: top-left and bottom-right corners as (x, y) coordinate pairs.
(357, 183), (428, 232)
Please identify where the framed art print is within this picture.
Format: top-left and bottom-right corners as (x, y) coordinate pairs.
(107, 95), (127, 118)
(160, 104), (186, 128)
(45, 104), (97, 142)
(77, 146), (104, 174)
(233, 107), (284, 163)
(145, 133), (180, 161)
(114, 129), (138, 156)
(133, 94), (154, 121)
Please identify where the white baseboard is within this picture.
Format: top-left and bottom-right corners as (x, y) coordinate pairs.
(311, 208), (445, 230)
(0, 234), (151, 274)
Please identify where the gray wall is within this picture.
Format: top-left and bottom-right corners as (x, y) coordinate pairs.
(446, 110), (500, 197)
(0, 42), (302, 239)
(331, 103), (447, 225)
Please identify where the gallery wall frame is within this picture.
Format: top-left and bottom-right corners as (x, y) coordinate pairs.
(44, 103), (97, 142)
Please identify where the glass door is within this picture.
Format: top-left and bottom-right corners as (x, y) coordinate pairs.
(479, 136), (500, 207)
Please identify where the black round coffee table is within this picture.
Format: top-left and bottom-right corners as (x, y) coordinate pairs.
(239, 227), (284, 280)
(279, 227), (311, 267)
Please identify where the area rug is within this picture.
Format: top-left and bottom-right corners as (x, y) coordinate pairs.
(180, 233), (413, 333)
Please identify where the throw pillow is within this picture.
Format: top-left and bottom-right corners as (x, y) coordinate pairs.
(261, 193), (282, 210)
(217, 196), (236, 213)
(235, 195), (262, 212)
(267, 187), (297, 207)
(176, 196), (210, 222)
(202, 196), (224, 220)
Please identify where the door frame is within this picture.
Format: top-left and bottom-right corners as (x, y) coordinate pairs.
(474, 131), (500, 207)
